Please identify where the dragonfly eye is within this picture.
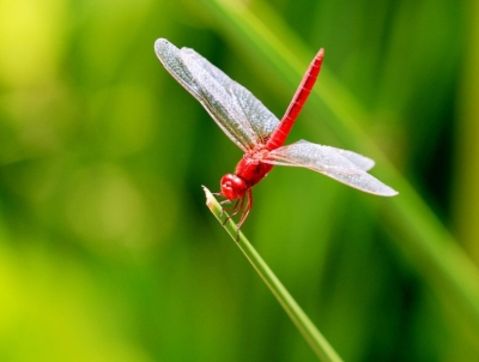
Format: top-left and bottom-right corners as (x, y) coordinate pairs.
(220, 174), (247, 200)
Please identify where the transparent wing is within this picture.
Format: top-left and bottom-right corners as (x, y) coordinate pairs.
(180, 48), (279, 142)
(295, 140), (375, 171)
(264, 140), (398, 196)
(154, 38), (279, 151)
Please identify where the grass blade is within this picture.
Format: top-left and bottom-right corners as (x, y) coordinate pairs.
(203, 187), (343, 362)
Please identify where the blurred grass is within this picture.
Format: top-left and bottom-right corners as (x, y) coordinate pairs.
(455, 1), (479, 262)
(0, 0), (478, 361)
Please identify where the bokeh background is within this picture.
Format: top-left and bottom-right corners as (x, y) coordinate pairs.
(1, 0), (478, 361)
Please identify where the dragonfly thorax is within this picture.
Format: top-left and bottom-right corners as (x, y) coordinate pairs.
(220, 173), (248, 200)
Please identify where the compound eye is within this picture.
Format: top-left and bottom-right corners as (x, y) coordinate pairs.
(223, 181), (233, 193)
(220, 174), (246, 200)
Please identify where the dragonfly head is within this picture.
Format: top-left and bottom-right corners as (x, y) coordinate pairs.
(220, 174), (248, 200)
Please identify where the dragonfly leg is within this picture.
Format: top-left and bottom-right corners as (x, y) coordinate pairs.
(219, 199), (227, 219)
(233, 191), (253, 241)
(219, 197), (240, 219)
(237, 189), (253, 229)
(222, 198), (244, 225)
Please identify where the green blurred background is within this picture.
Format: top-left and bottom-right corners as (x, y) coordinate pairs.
(1, 0), (479, 361)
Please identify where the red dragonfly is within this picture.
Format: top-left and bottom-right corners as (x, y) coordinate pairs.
(155, 38), (398, 225)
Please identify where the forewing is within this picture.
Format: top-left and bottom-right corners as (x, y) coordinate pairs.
(264, 140), (398, 196)
(180, 47), (279, 142)
(154, 38), (279, 150)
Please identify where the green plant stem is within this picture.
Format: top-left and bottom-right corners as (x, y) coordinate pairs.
(203, 187), (343, 362)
